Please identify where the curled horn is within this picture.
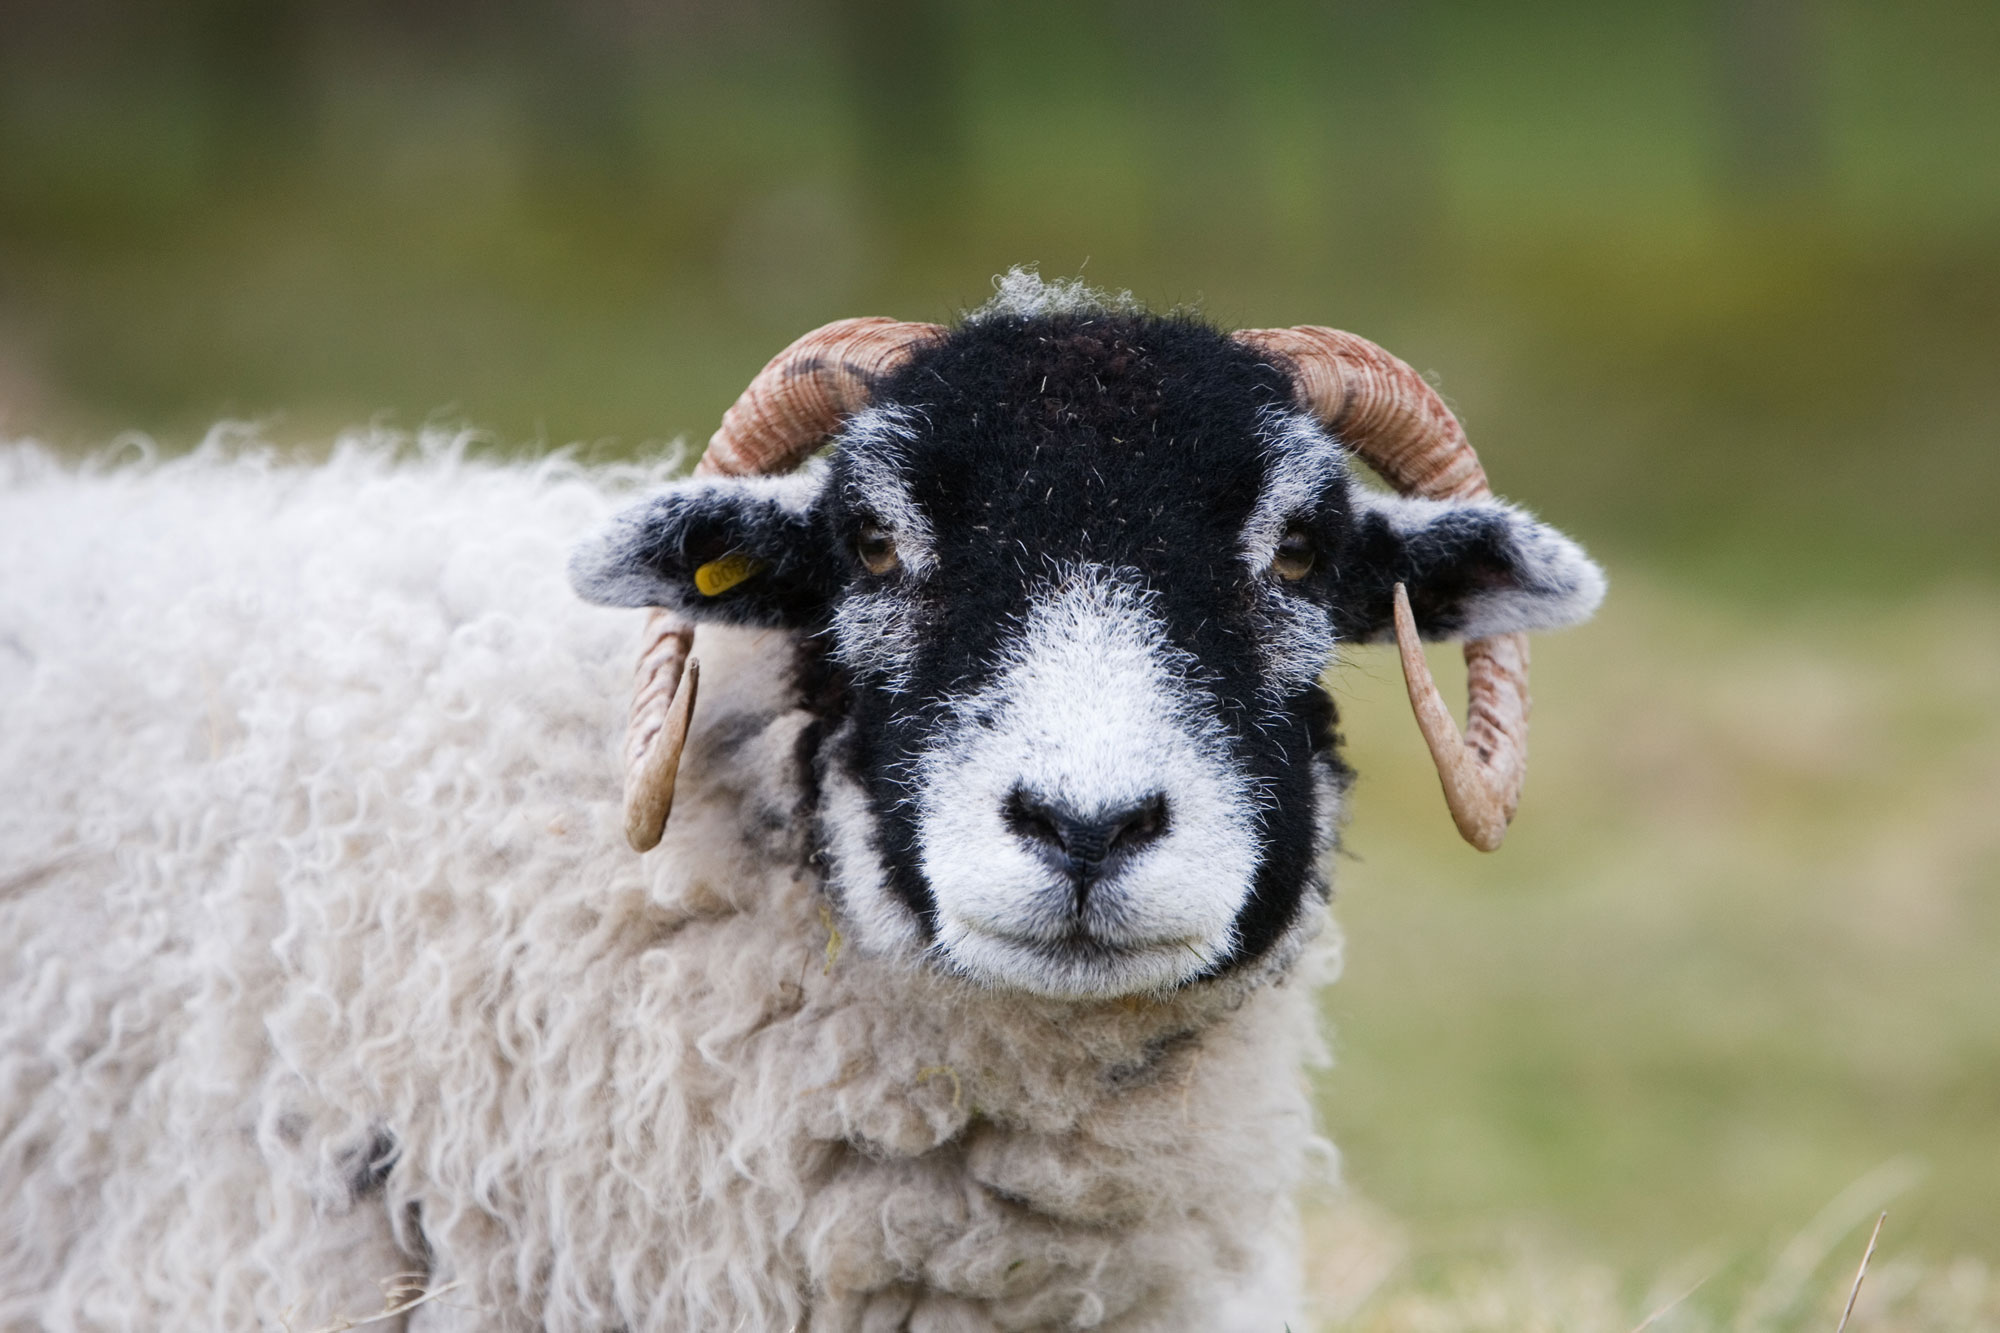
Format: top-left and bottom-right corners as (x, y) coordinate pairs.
(624, 317), (945, 852)
(1233, 326), (1527, 852)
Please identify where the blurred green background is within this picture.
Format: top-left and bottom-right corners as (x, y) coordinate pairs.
(3, 0), (1994, 1320)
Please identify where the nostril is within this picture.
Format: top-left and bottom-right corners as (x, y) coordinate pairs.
(1004, 788), (1171, 877)
(1108, 793), (1169, 853)
(1003, 789), (1067, 853)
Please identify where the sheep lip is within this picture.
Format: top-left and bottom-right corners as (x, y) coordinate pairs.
(939, 921), (1221, 998)
(952, 921), (1208, 961)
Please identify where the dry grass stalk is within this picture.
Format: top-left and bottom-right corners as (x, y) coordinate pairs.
(1630, 1273), (1712, 1333)
(1834, 1213), (1888, 1333)
(1736, 1159), (1921, 1332)
(282, 1275), (465, 1333)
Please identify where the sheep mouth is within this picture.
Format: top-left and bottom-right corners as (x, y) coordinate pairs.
(992, 925), (1202, 959)
(939, 920), (1224, 997)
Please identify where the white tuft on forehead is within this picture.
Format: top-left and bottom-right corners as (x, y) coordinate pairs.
(967, 266), (1140, 323)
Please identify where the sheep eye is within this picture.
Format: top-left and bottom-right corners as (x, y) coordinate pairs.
(855, 519), (900, 575)
(1270, 525), (1316, 581)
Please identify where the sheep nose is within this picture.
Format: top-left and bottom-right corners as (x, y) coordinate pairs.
(1004, 789), (1170, 887)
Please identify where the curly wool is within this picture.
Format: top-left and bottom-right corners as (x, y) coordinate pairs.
(0, 435), (1336, 1331)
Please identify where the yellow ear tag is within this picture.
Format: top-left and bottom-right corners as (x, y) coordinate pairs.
(694, 552), (769, 597)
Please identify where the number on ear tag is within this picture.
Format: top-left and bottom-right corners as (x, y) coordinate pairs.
(694, 553), (769, 597)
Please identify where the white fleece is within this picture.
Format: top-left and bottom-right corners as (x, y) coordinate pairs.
(0, 434), (1335, 1332)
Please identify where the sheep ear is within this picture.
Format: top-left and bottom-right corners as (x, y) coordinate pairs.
(1333, 493), (1606, 643)
(569, 471), (836, 628)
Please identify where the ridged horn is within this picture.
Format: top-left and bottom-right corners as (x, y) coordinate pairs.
(624, 317), (945, 852)
(1233, 326), (1527, 852)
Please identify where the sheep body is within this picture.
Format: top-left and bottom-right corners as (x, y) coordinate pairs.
(0, 438), (1332, 1330)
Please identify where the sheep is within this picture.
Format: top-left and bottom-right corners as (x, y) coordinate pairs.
(0, 273), (1603, 1331)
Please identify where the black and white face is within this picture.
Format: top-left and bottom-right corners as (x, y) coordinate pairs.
(573, 311), (1603, 999)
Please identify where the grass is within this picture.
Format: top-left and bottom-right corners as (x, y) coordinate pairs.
(1306, 573), (2000, 1326)
(1300, 1195), (2000, 1331)
(1310, 1211), (1998, 1331)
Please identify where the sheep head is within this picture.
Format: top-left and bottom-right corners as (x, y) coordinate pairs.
(571, 279), (1603, 998)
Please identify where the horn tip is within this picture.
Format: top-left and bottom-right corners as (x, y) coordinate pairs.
(1392, 584), (1514, 853)
(1460, 814), (1508, 853)
(623, 656), (700, 853)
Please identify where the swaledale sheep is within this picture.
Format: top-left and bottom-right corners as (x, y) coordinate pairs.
(0, 275), (1603, 1330)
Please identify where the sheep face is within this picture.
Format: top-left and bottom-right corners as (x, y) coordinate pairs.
(573, 311), (1602, 998)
